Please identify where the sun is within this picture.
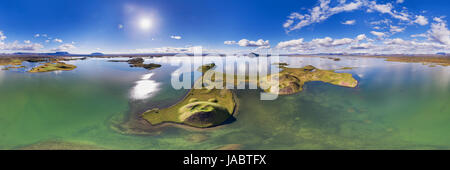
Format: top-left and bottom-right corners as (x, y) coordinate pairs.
(138, 17), (153, 31)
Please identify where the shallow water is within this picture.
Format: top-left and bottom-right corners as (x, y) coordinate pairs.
(0, 56), (449, 149)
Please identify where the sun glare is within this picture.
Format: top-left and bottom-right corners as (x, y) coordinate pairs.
(138, 17), (153, 31)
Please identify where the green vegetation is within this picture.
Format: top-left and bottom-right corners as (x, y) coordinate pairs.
(272, 62), (289, 68)
(203, 65), (358, 95)
(2, 65), (26, 70)
(0, 57), (84, 72)
(338, 67), (356, 70)
(131, 63), (162, 70)
(17, 140), (105, 150)
(263, 65), (358, 95)
(29, 62), (77, 73)
(110, 57), (162, 70)
(329, 57), (341, 61)
(384, 56), (450, 67)
(142, 74), (236, 128)
(0, 58), (23, 66)
(198, 63), (216, 72)
(141, 64), (356, 128)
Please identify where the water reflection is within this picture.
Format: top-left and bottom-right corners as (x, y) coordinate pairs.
(130, 73), (160, 100)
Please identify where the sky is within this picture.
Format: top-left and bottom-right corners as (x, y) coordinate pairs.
(0, 0), (449, 54)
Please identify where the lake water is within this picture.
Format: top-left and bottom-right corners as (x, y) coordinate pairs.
(0, 56), (449, 149)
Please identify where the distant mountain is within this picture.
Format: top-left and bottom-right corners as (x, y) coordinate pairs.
(51, 52), (70, 55)
(90, 52), (104, 56)
(13, 51), (70, 56)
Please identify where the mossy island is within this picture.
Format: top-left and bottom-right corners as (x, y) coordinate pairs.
(272, 62), (289, 68)
(263, 65), (358, 95)
(198, 63), (216, 72)
(137, 64), (357, 129)
(0, 56), (86, 73)
(109, 57), (161, 70)
(0, 58), (24, 66)
(142, 80), (236, 128)
(29, 61), (77, 73)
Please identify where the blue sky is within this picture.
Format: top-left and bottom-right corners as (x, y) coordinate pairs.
(0, 0), (449, 54)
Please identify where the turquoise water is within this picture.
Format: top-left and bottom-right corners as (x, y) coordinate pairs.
(0, 56), (449, 149)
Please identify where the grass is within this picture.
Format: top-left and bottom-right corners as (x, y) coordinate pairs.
(199, 65), (357, 95)
(142, 64), (357, 128)
(142, 76), (235, 128)
(197, 63), (216, 72)
(29, 62), (77, 73)
(263, 65), (358, 95)
(384, 56), (450, 67)
(0, 59), (23, 66)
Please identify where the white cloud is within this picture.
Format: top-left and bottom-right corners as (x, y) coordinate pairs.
(389, 25), (405, 34)
(284, 0), (422, 32)
(131, 46), (204, 53)
(283, 0), (362, 32)
(224, 40), (236, 45)
(53, 38), (63, 43)
(45, 40), (50, 43)
(0, 31), (43, 51)
(350, 42), (373, 49)
(276, 34), (366, 51)
(369, 2), (392, 14)
(118, 24), (124, 29)
(0, 31), (6, 41)
(414, 15), (428, 26)
(332, 38), (354, 46)
(237, 39), (270, 48)
(276, 38), (305, 49)
(342, 20), (356, 25)
(170, 35), (182, 40)
(0, 41), (43, 51)
(396, 0), (404, 4)
(370, 19), (391, 25)
(34, 34), (40, 38)
(370, 31), (386, 38)
(383, 38), (447, 50)
(355, 34), (367, 41)
(427, 17), (450, 45)
(225, 39), (270, 48)
(410, 33), (427, 38)
(276, 36), (448, 54)
(369, 1), (411, 21)
(51, 43), (76, 51)
(373, 26), (382, 30)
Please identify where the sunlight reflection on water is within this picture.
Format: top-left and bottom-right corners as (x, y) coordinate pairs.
(130, 72), (160, 100)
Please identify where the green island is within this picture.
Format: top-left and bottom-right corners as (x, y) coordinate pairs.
(337, 67), (356, 70)
(272, 62), (289, 68)
(197, 63), (216, 72)
(2, 65), (26, 70)
(109, 57), (162, 70)
(264, 65), (358, 95)
(0, 57), (85, 73)
(0, 58), (23, 66)
(140, 64), (358, 128)
(28, 61), (77, 73)
(142, 87), (236, 128)
(143, 64), (235, 128)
